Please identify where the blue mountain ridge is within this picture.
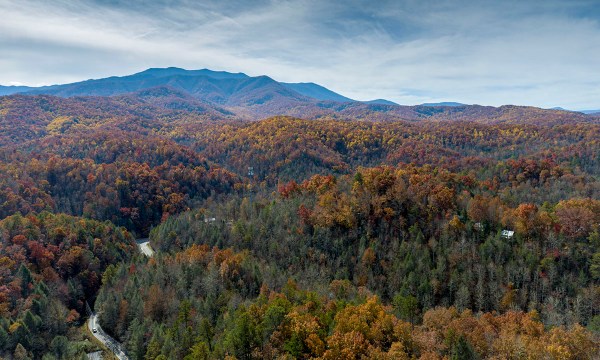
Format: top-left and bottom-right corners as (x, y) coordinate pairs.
(420, 102), (466, 107)
(4, 68), (595, 116)
(0, 67), (396, 105)
(0, 85), (34, 96)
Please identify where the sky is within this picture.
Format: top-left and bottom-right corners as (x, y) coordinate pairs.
(0, 0), (599, 109)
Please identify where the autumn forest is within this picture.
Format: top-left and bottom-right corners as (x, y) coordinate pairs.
(0, 69), (599, 359)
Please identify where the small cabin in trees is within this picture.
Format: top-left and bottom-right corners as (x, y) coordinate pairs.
(501, 230), (515, 239)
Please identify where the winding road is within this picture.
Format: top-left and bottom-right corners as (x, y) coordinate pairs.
(88, 313), (129, 360)
(87, 239), (154, 359)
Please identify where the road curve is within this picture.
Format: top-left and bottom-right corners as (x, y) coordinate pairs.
(88, 313), (129, 360)
(136, 238), (155, 257)
(85, 240), (153, 358)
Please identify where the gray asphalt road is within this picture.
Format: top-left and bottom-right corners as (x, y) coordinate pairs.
(88, 313), (129, 360)
(84, 240), (154, 358)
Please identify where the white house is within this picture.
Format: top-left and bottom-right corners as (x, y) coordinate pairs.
(501, 230), (515, 239)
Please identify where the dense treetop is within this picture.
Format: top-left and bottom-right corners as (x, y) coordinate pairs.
(0, 89), (598, 358)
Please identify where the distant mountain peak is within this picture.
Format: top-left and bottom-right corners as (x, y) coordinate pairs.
(133, 67), (249, 80)
(364, 99), (398, 105)
(420, 102), (466, 107)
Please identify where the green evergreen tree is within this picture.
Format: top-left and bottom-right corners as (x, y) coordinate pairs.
(451, 335), (478, 360)
(127, 319), (146, 360)
(18, 264), (33, 297)
(393, 294), (419, 324)
(22, 311), (41, 334)
(225, 309), (256, 360)
(14, 343), (31, 360)
(184, 342), (209, 360)
(144, 336), (162, 360)
(50, 336), (69, 359)
(0, 325), (8, 350)
(590, 252), (600, 280)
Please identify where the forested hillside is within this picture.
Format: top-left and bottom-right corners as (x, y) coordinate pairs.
(0, 84), (598, 359)
(0, 212), (135, 358)
(108, 163), (598, 358)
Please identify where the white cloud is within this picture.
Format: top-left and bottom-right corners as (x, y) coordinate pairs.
(0, 0), (599, 109)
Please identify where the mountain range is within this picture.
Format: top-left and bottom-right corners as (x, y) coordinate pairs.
(0, 67), (357, 103)
(1, 67), (598, 121)
(580, 109), (600, 114)
(550, 106), (600, 114)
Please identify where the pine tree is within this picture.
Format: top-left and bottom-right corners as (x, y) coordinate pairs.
(14, 343), (31, 360)
(18, 264), (33, 297)
(451, 335), (477, 360)
(144, 336), (162, 360)
(50, 336), (69, 359)
(184, 342), (209, 360)
(127, 319), (145, 360)
(0, 326), (8, 351)
(226, 309), (256, 360)
(22, 311), (41, 334)
(393, 294), (418, 324)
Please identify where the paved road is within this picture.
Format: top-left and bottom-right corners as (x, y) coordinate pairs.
(88, 313), (129, 360)
(136, 238), (154, 257)
(85, 239), (154, 359)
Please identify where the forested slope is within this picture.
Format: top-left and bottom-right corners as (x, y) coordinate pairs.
(100, 162), (600, 358)
(0, 212), (135, 358)
(0, 91), (598, 359)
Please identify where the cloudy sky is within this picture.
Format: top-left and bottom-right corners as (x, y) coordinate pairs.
(1, 0), (599, 109)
